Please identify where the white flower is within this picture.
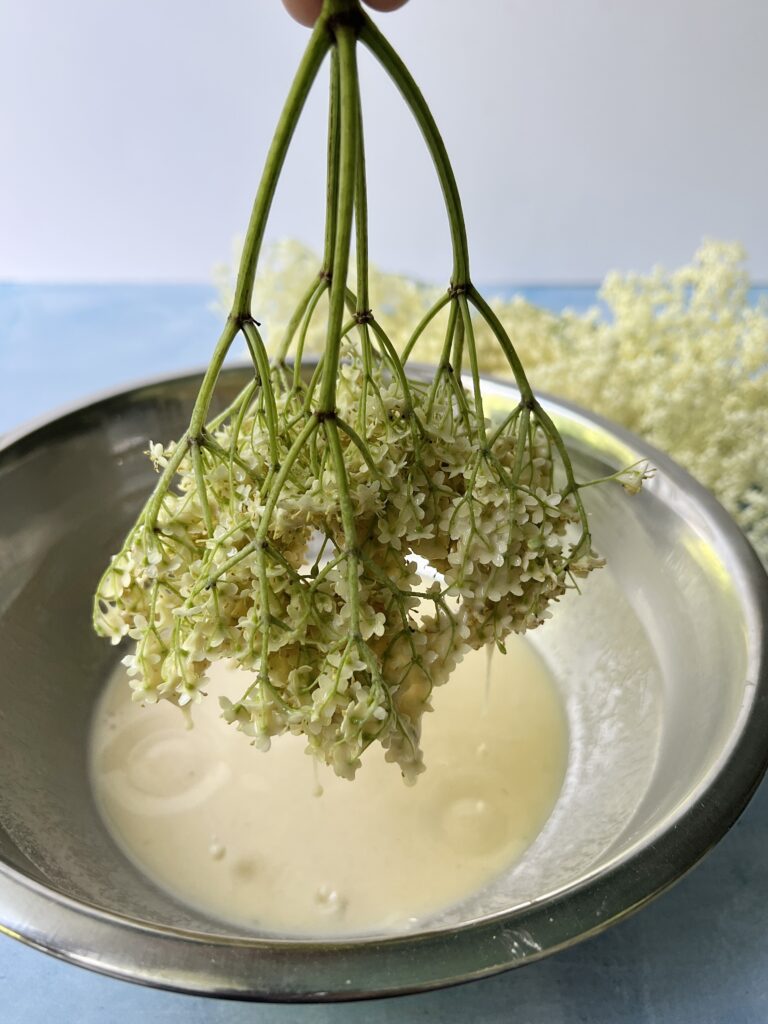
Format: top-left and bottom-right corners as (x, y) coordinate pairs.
(146, 441), (168, 470)
(616, 462), (656, 495)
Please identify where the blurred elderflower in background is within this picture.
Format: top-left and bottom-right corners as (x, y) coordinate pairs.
(216, 239), (768, 564)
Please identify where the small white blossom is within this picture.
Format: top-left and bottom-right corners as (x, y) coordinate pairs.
(146, 441), (169, 471)
(616, 462), (656, 495)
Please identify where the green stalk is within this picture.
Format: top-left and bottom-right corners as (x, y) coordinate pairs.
(292, 282), (329, 391)
(511, 406), (531, 485)
(336, 416), (383, 479)
(256, 416), (318, 545)
(186, 318), (241, 440)
(359, 15), (470, 287)
(401, 291), (452, 364)
(144, 423), (199, 528)
(353, 77), (370, 315)
(426, 298), (458, 416)
(242, 320), (279, 465)
(467, 286), (535, 404)
(185, 28), (331, 443)
(366, 318), (416, 416)
(324, 419), (361, 634)
(351, 66), (376, 432)
(232, 24), (331, 318)
(276, 275), (325, 363)
(206, 378), (253, 433)
(318, 24), (360, 414)
(301, 354), (326, 415)
(190, 440), (214, 536)
(322, 46), (341, 275)
(451, 305), (465, 369)
(458, 293), (487, 444)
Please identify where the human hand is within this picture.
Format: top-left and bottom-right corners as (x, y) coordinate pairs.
(282, 0), (409, 28)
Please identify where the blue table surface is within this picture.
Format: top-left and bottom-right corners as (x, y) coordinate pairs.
(1, 282), (767, 1023)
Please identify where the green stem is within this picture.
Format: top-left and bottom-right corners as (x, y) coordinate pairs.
(340, 316), (358, 338)
(187, 412), (320, 602)
(353, 74), (370, 314)
(336, 416), (383, 479)
(318, 24), (360, 414)
(531, 402), (591, 543)
(292, 282), (329, 391)
(488, 403), (523, 449)
(190, 440), (214, 536)
(426, 298), (458, 416)
(276, 275), (325, 362)
(458, 293), (487, 444)
(511, 406), (530, 485)
(451, 305), (465, 369)
(256, 415), (319, 544)
(145, 431), (194, 528)
(367, 318), (416, 416)
(359, 15), (470, 286)
(401, 291), (452, 364)
(187, 317), (241, 439)
(324, 419), (360, 633)
(242, 320), (279, 466)
(301, 354), (326, 415)
(206, 377), (254, 433)
(322, 46), (341, 274)
(255, 541), (272, 682)
(232, 24), (331, 317)
(467, 286), (534, 404)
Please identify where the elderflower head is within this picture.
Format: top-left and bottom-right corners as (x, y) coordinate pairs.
(95, 344), (601, 782)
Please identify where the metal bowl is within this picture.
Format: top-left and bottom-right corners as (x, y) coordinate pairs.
(0, 368), (766, 1002)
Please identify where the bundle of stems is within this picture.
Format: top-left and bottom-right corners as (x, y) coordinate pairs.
(95, 0), (615, 781)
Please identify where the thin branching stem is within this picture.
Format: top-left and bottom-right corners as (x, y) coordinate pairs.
(242, 320), (279, 466)
(402, 291), (452, 364)
(232, 24), (331, 317)
(324, 419), (361, 634)
(318, 25), (360, 415)
(277, 275), (325, 363)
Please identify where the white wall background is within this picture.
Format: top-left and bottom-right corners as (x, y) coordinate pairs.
(2, 0), (767, 284)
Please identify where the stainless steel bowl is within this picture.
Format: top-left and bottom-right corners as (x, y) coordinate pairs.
(0, 368), (766, 1002)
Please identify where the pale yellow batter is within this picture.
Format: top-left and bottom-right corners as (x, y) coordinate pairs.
(90, 637), (568, 936)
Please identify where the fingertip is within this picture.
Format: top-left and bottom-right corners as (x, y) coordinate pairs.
(363, 0), (410, 12)
(281, 0), (324, 28)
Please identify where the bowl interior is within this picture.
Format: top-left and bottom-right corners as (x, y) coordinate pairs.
(0, 370), (757, 944)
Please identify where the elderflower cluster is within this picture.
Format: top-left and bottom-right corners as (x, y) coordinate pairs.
(95, 349), (594, 781)
(219, 239), (767, 564)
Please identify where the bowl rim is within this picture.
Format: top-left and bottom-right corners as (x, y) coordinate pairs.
(1, 365), (767, 1002)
